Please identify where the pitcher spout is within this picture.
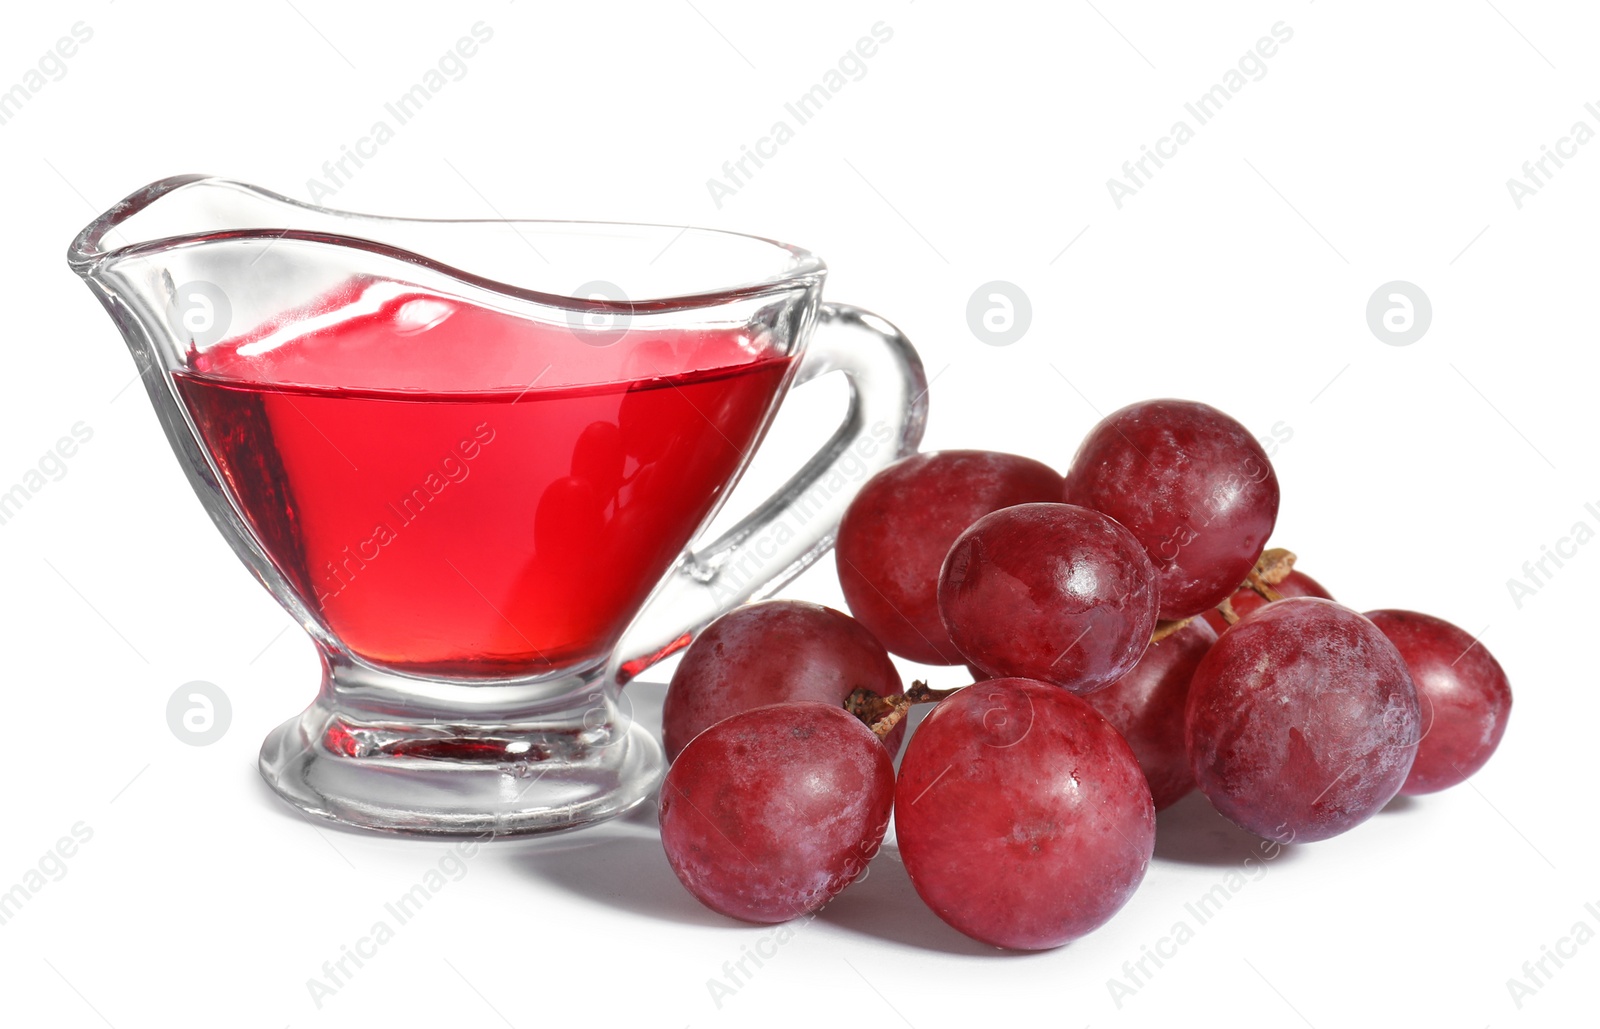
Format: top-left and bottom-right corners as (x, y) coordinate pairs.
(65, 175), (832, 687)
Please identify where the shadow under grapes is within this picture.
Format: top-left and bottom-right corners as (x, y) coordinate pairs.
(502, 805), (735, 930)
(1152, 790), (1306, 868)
(817, 845), (1054, 959)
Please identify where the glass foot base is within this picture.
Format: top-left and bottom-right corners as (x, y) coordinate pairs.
(258, 694), (665, 837)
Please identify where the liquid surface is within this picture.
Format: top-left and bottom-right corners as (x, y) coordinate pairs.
(175, 281), (791, 676)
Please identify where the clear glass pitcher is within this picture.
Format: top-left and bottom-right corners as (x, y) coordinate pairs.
(68, 175), (927, 836)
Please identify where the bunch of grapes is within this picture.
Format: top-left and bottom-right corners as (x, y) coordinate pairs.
(658, 399), (1512, 950)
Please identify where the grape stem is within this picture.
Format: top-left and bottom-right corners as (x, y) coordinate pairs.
(1254, 547), (1298, 586)
(1246, 570), (1285, 603)
(1215, 546), (1299, 626)
(1151, 617), (1194, 642)
(849, 547), (1308, 733)
(845, 681), (965, 738)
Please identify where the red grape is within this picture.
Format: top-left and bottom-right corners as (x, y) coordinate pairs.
(658, 702), (894, 923)
(1063, 399), (1280, 620)
(661, 600), (904, 762)
(1086, 617), (1217, 810)
(895, 678), (1154, 950)
(937, 503), (1158, 694)
(1201, 568), (1333, 635)
(836, 450), (1063, 664)
(1365, 609), (1512, 795)
(1186, 598), (1420, 842)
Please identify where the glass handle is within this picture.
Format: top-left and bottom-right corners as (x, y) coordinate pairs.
(610, 303), (928, 684)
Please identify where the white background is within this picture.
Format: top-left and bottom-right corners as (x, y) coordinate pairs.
(2, 1), (1595, 1026)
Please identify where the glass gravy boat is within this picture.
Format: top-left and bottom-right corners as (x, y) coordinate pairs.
(69, 175), (926, 836)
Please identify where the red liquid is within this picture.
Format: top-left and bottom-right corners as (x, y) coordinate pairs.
(174, 280), (792, 677)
